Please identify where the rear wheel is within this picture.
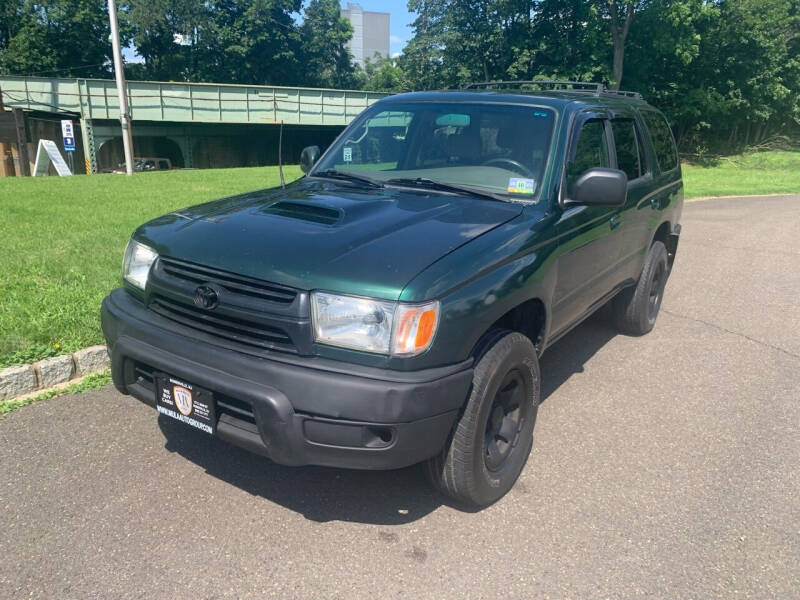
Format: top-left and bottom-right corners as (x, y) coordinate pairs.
(612, 240), (669, 335)
(424, 332), (540, 508)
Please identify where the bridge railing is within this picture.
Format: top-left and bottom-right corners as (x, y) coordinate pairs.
(0, 76), (389, 125)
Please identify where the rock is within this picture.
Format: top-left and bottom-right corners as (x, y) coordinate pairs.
(35, 355), (76, 387)
(0, 365), (38, 400)
(73, 345), (110, 375)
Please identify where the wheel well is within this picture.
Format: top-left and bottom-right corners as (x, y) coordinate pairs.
(652, 220), (679, 269)
(653, 221), (671, 248)
(475, 299), (546, 358)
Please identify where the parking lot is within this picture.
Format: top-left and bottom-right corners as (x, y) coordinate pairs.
(1, 195), (798, 599)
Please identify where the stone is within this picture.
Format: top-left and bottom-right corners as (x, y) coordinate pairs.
(0, 365), (38, 400)
(35, 355), (76, 388)
(73, 345), (110, 375)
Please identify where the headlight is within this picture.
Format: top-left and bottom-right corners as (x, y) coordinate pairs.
(311, 292), (439, 356)
(122, 240), (158, 290)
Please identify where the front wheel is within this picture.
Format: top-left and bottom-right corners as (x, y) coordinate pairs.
(424, 332), (540, 508)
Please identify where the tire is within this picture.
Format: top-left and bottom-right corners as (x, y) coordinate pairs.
(424, 332), (540, 508)
(612, 240), (669, 335)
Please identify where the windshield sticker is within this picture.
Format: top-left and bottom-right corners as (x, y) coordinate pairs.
(343, 147), (352, 162)
(507, 178), (536, 195)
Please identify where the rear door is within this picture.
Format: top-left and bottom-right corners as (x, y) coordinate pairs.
(609, 112), (653, 282)
(640, 110), (683, 231)
(551, 112), (623, 335)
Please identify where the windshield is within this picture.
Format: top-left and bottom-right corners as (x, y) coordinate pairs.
(312, 102), (556, 200)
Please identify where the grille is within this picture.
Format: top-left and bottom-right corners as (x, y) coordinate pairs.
(149, 294), (295, 353)
(159, 257), (297, 304)
(216, 395), (258, 431)
(133, 361), (155, 391)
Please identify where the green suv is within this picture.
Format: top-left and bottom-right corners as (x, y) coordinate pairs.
(102, 81), (683, 508)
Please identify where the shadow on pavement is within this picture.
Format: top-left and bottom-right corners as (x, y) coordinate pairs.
(158, 308), (618, 524)
(538, 307), (618, 403)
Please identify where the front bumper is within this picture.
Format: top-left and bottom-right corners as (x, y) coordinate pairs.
(101, 289), (472, 470)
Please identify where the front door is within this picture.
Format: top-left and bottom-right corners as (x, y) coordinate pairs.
(551, 114), (622, 336)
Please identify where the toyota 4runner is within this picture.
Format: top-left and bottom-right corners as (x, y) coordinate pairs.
(102, 81), (683, 508)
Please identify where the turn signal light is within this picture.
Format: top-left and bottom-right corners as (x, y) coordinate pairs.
(392, 302), (440, 356)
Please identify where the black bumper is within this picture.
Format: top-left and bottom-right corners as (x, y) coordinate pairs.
(101, 289), (472, 470)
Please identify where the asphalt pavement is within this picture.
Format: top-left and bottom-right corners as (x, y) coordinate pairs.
(1, 195), (798, 599)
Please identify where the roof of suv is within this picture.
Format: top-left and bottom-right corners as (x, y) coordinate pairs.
(379, 89), (653, 112)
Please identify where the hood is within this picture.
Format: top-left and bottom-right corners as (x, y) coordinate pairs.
(135, 179), (523, 299)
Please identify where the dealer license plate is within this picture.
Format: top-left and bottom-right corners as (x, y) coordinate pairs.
(155, 375), (216, 435)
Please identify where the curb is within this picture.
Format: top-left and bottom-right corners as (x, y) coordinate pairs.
(686, 193), (797, 203)
(0, 345), (109, 401)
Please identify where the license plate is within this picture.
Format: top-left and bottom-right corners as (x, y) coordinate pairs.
(155, 375), (216, 435)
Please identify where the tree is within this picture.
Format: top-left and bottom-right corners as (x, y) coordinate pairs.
(128, 0), (303, 85)
(128, 0), (210, 81)
(401, 0), (448, 90)
(298, 0), (357, 88)
(361, 55), (411, 92)
(526, 0), (608, 82)
(599, 0), (640, 89)
(0, 0), (115, 78)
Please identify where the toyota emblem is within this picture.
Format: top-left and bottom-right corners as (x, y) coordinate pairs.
(194, 285), (219, 310)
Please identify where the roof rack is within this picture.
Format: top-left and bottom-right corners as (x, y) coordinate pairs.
(466, 80), (604, 93)
(464, 79), (642, 100)
(602, 89), (643, 100)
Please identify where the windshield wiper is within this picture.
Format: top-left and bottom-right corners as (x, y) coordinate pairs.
(384, 177), (503, 201)
(312, 169), (384, 188)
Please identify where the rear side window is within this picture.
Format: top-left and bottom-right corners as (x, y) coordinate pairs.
(566, 119), (609, 196)
(642, 111), (678, 172)
(611, 119), (646, 181)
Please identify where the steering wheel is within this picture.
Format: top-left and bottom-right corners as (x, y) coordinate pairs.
(482, 157), (535, 178)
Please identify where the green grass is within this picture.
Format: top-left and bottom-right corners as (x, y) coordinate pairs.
(1, 151), (797, 368)
(0, 370), (111, 416)
(0, 166), (301, 367)
(682, 150), (800, 199)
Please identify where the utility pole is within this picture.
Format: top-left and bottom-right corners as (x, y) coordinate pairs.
(0, 86), (15, 177)
(108, 0), (134, 176)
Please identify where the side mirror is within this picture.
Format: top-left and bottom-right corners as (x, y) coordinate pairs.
(300, 146), (321, 173)
(568, 168), (627, 206)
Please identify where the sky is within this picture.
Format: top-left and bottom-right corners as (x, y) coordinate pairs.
(342, 1), (416, 56)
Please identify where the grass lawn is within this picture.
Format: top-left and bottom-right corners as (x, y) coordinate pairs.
(0, 166), (302, 367)
(682, 150), (800, 199)
(1, 150), (798, 368)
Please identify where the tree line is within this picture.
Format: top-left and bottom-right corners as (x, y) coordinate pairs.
(0, 0), (359, 88)
(2, 0), (798, 153)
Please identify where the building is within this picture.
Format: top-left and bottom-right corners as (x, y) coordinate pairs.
(341, 3), (390, 68)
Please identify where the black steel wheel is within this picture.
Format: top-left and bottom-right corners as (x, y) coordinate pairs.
(424, 331), (540, 508)
(484, 369), (530, 472)
(612, 240), (670, 335)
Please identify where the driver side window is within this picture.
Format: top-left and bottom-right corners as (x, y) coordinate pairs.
(566, 119), (609, 197)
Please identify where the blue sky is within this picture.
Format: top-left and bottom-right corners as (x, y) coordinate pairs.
(342, 1), (416, 56)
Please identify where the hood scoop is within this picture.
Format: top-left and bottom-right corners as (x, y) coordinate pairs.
(264, 201), (342, 225)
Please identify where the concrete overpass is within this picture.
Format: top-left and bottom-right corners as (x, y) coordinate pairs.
(0, 76), (388, 173)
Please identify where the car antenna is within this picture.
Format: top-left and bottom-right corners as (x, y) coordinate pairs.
(278, 120), (286, 189)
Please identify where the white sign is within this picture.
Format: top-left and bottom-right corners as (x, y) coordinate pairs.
(33, 139), (72, 176)
(61, 119), (76, 152)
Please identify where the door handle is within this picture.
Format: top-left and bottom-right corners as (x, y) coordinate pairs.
(609, 214), (622, 229)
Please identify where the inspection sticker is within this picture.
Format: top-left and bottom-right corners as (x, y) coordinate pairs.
(507, 177), (536, 195)
(343, 147), (352, 162)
